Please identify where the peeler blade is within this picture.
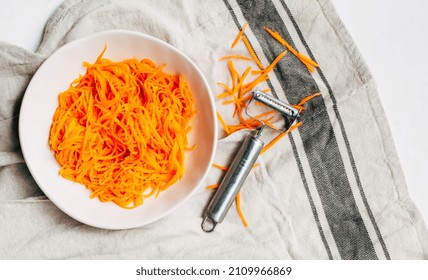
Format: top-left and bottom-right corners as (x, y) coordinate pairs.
(252, 89), (299, 118)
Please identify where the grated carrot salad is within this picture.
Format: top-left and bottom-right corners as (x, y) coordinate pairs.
(49, 47), (195, 209)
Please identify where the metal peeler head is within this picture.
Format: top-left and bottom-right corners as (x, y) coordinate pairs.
(245, 89), (301, 133)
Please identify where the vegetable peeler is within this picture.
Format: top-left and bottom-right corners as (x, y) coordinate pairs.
(201, 89), (300, 232)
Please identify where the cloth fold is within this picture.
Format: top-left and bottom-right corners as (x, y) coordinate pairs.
(1, 0), (427, 259)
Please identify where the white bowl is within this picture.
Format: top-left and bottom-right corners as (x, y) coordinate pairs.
(19, 30), (217, 230)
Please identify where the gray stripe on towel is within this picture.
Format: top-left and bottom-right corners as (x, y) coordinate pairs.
(222, 0), (333, 260)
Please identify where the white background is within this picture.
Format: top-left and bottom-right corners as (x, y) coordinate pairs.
(0, 0), (427, 227)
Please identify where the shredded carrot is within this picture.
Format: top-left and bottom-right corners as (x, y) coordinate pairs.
(260, 121), (303, 155)
(293, 92), (322, 113)
(236, 191), (248, 227)
(219, 55), (253, 61)
(216, 111), (231, 135)
(49, 47), (195, 209)
(296, 92), (322, 106)
(212, 162), (259, 172)
(241, 50), (287, 93)
(217, 82), (233, 99)
(264, 27), (319, 72)
(206, 184), (220, 190)
(261, 134), (286, 155)
(231, 22), (249, 49)
(222, 94), (252, 105)
(242, 35), (265, 70)
(227, 60), (241, 112)
(212, 163), (229, 171)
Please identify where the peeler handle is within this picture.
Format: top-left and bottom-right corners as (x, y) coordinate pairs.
(202, 133), (264, 232)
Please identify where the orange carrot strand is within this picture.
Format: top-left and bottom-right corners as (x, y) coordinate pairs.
(212, 163), (229, 171)
(236, 191), (248, 227)
(206, 184), (220, 190)
(216, 111), (231, 135)
(219, 55), (253, 61)
(260, 121), (303, 155)
(296, 92), (322, 106)
(264, 27), (319, 72)
(242, 35), (265, 70)
(231, 22), (249, 49)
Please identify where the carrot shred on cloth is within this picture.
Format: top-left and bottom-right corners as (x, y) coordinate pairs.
(293, 92), (322, 113)
(242, 35), (265, 70)
(219, 54), (253, 61)
(210, 24), (322, 227)
(49, 47), (196, 209)
(216, 111), (231, 135)
(206, 184), (220, 190)
(260, 121), (303, 155)
(212, 163), (229, 171)
(231, 22), (249, 48)
(296, 92), (322, 106)
(241, 50), (287, 94)
(236, 192), (248, 227)
(264, 27), (319, 72)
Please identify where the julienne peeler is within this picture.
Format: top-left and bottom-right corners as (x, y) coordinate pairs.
(201, 89), (301, 232)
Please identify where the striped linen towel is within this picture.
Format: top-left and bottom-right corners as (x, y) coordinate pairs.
(0, 0), (427, 259)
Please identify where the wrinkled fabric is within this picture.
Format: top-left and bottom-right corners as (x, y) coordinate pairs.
(1, 0), (427, 259)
